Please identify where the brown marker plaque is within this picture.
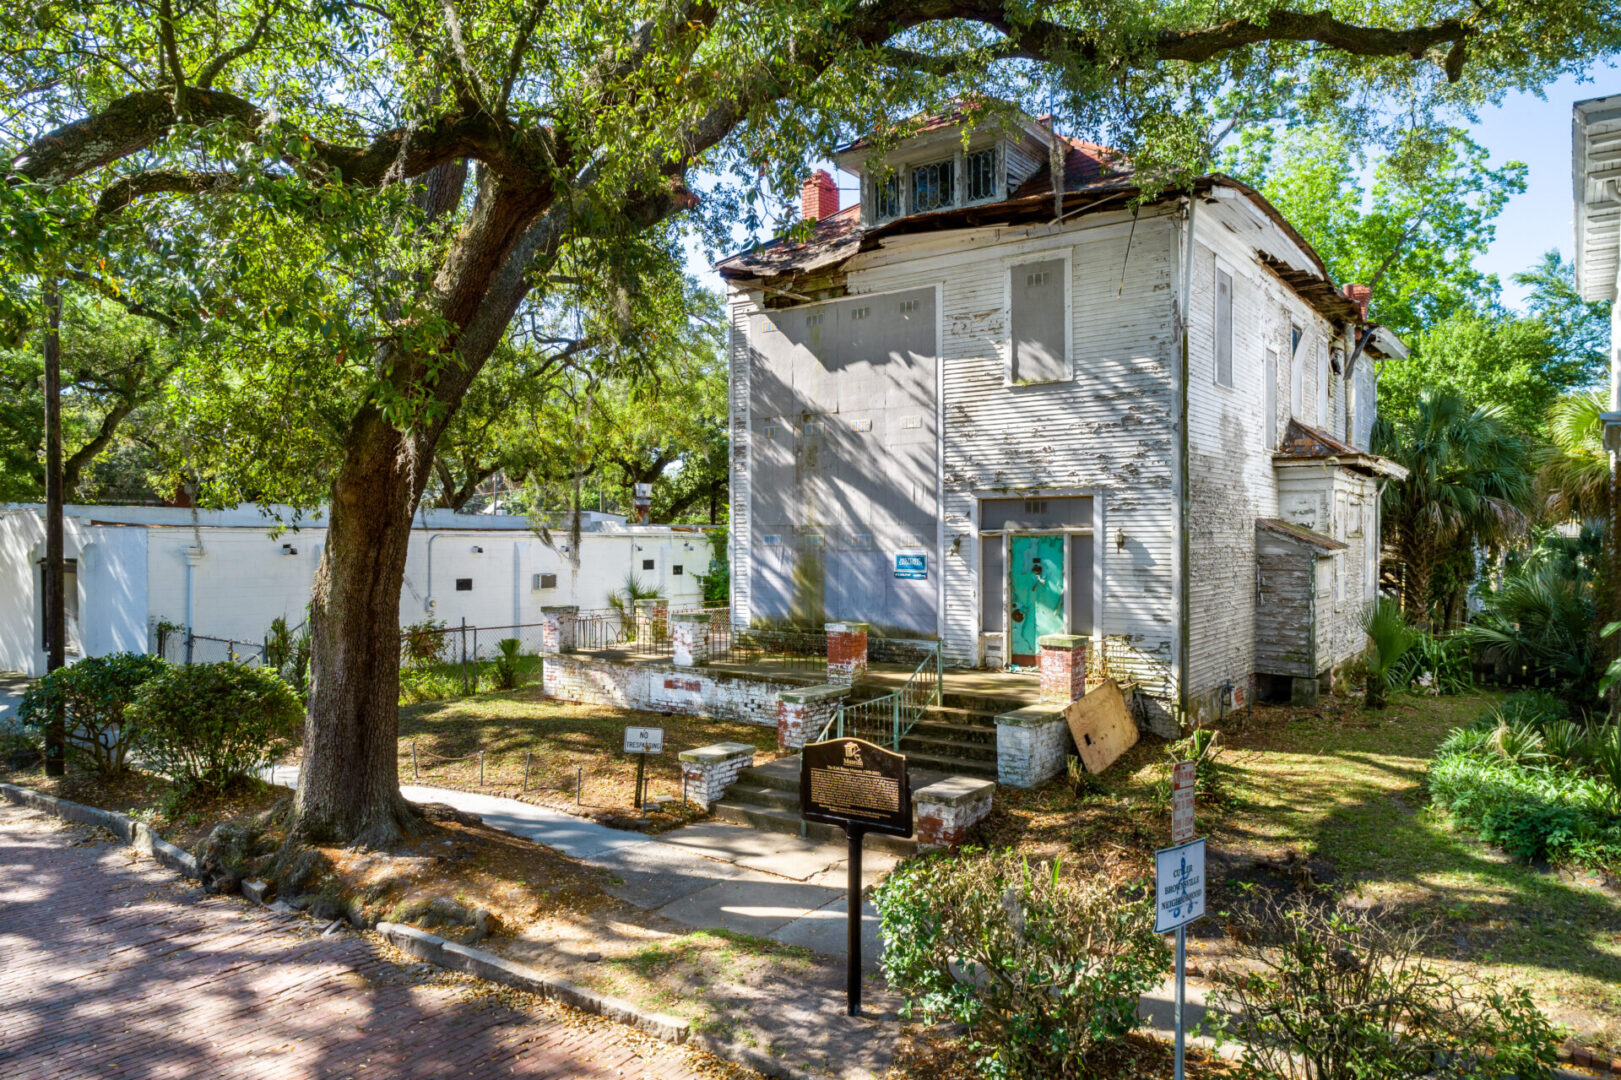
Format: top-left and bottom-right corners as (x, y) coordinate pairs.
(799, 738), (912, 838)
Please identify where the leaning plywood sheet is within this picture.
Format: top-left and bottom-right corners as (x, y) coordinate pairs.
(1065, 679), (1140, 774)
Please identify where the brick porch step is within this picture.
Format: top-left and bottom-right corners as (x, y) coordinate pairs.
(894, 750), (998, 779)
(898, 732), (998, 765)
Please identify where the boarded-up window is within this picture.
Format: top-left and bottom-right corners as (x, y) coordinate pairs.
(981, 535), (1005, 632)
(1290, 324), (1305, 416)
(1068, 533), (1094, 636)
(1263, 348), (1278, 448)
(1214, 270), (1233, 387)
(1010, 258), (1067, 383)
(1317, 342), (1330, 427)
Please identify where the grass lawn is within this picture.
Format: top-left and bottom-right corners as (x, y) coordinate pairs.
(1217, 690), (1621, 1049)
(367, 682), (783, 827)
(976, 687), (1621, 1051)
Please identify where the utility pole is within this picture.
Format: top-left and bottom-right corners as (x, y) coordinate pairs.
(43, 281), (66, 776)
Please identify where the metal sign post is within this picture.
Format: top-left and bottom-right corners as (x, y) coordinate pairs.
(623, 726), (665, 815)
(1162, 760), (1201, 1080)
(799, 737), (912, 1017)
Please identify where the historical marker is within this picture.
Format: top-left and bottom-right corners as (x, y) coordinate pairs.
(799, 738), (912, 1016)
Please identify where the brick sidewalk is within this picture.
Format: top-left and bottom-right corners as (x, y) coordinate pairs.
(0, 804), (733, 1080)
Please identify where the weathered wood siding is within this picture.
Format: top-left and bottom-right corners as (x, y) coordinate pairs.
(1254, 532), (1315, 678)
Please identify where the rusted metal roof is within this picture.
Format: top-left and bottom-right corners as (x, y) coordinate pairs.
(1274, 419), (1409, 481)
(1256, 518), (1348, 552)
(1280, 418), (1358, 457)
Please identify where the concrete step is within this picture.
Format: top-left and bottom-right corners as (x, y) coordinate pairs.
(899, 732), (999, 763)
(920, 705), (1006, 727)
(711, 799), (918, 854)
(897, 749), (999, 779)
(907, 718), (998, 743)
(939, 690), (1032, 715)
(722, 782), (800, 812)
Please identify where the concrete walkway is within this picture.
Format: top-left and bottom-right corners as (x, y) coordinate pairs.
(266, 766), (894, 968)
(0, 671), (30, 728)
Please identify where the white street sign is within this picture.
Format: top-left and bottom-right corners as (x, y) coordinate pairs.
(1154, 838), (1206, 934)
(1171, 761), (1195, 843)
(623, 726), (664, 754)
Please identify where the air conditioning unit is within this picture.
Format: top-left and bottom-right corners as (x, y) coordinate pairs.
(532, 572), (557, 590)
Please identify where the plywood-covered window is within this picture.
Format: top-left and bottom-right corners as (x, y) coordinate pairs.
(1263, 348), (1278, 448)
(1317, 341), (1330, 426)
(1214, 269), (1234, 387)
(1069, 533), (1094, 636)
(1010, 257), (1068, 384)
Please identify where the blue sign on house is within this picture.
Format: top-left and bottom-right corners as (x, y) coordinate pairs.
(894, 553), (927, 580)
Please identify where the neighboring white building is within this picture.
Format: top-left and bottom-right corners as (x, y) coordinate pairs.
(717, 111), (1406, 723)
(0, 504), (713, 676)
(1573, 95), (1621, 455)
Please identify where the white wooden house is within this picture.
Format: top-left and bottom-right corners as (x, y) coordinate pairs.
(717, 111), (1406, 725)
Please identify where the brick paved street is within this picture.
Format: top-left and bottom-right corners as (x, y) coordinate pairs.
(0, 804), (730, 1080)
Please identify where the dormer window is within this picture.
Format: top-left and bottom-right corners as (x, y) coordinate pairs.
(911, 159), (956, 212)
(876, 172), (902, 220)
(966, 147), (998, 202)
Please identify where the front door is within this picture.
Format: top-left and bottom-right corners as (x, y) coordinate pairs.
(1009, 535), (1065, 666)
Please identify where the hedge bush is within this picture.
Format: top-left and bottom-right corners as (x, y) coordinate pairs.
(1427, 749), (1621, 869)
(127, 662), (303, 792)
(15, 653), (169, 775)
(1205, 898), (1560, 1080)
(873, 849), (1167, 1079)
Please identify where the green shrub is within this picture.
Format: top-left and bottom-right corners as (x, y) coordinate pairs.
(264, 616), (311, 700)
(1165, 727), (1232, 804)
(1204, 898), (1561, 1080)
(1388, 629), (1474, 695)
(1361, 598), (1416, 709)
(127, 662), (304, 792)
(15, 653), (169, 775)
(873, 850), (1168, 1079)
(1428, 744), (1621, 869)
(491, 638), (524, 690)
(401, 618), (449, 669)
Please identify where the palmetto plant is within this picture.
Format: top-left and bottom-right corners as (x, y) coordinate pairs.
(1362, 598), (1417, 709)
(1376, 390), (1532, 627)
(607, 575), (664, 641)
(1464, 560), (1599, 711)
(1534, 389), (1609, 525)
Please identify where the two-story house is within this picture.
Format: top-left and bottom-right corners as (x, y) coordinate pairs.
(717, 111), (1406, 726)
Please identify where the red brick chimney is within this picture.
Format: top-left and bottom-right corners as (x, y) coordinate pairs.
(801, 169), (839, 222)
(1342, 282), (1372, 322)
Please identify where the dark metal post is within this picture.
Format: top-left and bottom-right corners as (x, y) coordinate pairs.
(42, 281), (65, 776)
(411, 741), (418, 781)
(478, 749), (485, 786)
(634, 752), (647, 817)
(522, 751), (531, 792)
(847, 827), (863, 1016)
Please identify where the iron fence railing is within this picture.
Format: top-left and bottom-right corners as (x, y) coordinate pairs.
(818, 643), (941, 750)
(154, 631), (268, 666)
(705, 623), (827, 671)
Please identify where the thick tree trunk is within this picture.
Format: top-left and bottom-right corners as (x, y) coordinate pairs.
(292, 406), (426, 845)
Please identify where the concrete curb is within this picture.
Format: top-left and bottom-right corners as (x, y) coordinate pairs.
(373, 923), (821, 1080)
(0, 782), (201, 879)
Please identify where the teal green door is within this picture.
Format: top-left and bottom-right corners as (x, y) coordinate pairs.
(1009, 535), (1065, 666)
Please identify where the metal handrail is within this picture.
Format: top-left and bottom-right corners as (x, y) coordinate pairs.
(816, 644), (941, 750)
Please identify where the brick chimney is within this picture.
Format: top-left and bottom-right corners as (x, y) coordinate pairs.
(800, 169), (839, 222)
(1342, 282), (1372, 322)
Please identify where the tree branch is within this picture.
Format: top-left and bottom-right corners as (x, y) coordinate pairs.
(196, 2), (279, 89)
(62, 268), (182, 330)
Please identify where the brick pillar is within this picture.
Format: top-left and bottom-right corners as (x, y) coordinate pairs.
(1038, 634), (1088, 703)
(825, 622), (868, 685)
(539, 606), (578, 654)
(775, 684), (848, 750)
(670, 611), (713, 667)
(678, 742), (756, 810)
(914, 777), (997, 850)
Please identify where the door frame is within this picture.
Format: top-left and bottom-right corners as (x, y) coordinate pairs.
(972, 489), (1105, 670)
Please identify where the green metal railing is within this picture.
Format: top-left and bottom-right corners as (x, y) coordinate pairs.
(816, 645), (942, 750)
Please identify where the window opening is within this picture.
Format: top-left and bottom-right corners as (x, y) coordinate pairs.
(966, 148), (998, 201)
(455, 578), (473, 591)
(875, 172), (901, 219)
(910, 159), (955, 212)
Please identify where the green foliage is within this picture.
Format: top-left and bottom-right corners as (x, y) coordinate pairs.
(127, 662), (303, 793)
(1204, 898), (1561, 1080)
(873, 850), (1168, 1079)
(1385, 628), (1473, 695)
(491, 638), (525, 691)
(15, 652), (169, 775)
(1464, 558), (1599, 711)
(263, 616), (311, 700)
(401, 619), (449, 670)
(1535, 390), (1610, 524)
(1165, 727), (1232, 804)
(698, 524), (730, 609)
(1221, 126), (1522, 344)
(1376, 390), (1532, 627)
(1360, 599), (1417, 709)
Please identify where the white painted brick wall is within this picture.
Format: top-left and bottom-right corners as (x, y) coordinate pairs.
(995, 715), (1072, 788)
(541, 656), (790, 726)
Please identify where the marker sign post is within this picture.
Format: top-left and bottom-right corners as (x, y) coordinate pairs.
(1157, 810), (1206, 1080)
(800, 738), (912, 1017)
(623, 726), (664, 815)
(1171, 760), (1196, 843)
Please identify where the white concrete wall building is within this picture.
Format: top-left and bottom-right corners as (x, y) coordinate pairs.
(0, 504), (712, 676)
(718, 113), (1405, 723)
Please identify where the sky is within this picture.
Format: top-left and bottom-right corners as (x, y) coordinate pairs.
(681, 66), (1621, 311)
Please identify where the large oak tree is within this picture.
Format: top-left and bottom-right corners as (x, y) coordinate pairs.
(3, 0), (1614, 843)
